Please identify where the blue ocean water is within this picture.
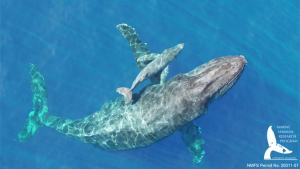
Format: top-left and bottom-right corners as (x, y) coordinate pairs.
(1, 0), (299, 169)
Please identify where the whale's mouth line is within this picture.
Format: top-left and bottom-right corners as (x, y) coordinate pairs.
(214, 61), (246, 98)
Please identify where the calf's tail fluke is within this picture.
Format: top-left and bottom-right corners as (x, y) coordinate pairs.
(116, 87), (132, 104)
(18, 64), (48, 142)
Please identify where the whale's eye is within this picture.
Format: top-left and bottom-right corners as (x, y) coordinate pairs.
(283, 149), (286, 152)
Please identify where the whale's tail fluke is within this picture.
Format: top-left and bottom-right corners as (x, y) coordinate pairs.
(18, 64), (48, 142)
(116, 87), (132, 104)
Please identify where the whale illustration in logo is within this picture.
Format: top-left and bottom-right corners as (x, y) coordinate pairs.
(264, 126), (292, 160)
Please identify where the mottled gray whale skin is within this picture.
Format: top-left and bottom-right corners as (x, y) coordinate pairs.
(19, 55), (246, 150)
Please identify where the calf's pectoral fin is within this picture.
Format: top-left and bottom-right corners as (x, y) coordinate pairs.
(180, 122), (205, 164)
(160, 66), (169, 84)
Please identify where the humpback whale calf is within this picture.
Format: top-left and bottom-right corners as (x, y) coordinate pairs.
(117, 43), (184, 104)
(116, 23), (170, 84)
(18, 23), (247, 164)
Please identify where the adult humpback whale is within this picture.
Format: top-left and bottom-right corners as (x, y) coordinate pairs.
(18, 24), (247, 164)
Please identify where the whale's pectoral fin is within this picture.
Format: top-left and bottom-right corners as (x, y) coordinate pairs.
(116, 23), (150, 69)
(180, 122), (205, 164)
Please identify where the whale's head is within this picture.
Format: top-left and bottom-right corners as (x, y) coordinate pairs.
(169, 56), (246, 118)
